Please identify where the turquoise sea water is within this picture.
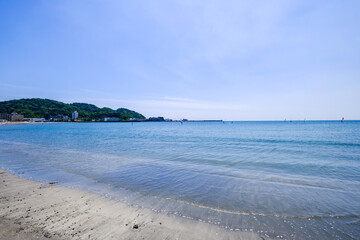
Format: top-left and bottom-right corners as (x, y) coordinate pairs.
(0, 121), (359, 239)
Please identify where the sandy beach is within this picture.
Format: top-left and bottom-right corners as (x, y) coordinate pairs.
(0, 121), (58, 125)
(0, 169), (267, 240)
(0, 122), (33, 125)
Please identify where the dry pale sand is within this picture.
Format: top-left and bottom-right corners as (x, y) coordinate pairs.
(0, 122), (56, 125)
(0, 169), (269, 240)
(0, 122), (29, 125)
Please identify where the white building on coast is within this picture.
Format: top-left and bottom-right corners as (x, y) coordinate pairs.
(72, 111), (79, 120)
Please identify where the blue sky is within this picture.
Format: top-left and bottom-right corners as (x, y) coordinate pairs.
(0, 1), (359, 120)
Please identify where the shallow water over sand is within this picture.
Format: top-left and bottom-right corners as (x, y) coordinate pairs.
(1, 121), (359, 239)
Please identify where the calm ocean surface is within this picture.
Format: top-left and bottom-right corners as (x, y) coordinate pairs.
(1, 121), (359, 239)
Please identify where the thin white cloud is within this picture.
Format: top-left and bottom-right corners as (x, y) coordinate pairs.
(0, 82), (37, 90)
(80, 88), (107, 95)
(71, 97), (253, 111)
(163, 96), (193, 102)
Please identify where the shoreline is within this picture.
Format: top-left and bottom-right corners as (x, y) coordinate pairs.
(0, 169), (266, 240)
(0, 121), (61, 125)
(1, 120), (357, 126)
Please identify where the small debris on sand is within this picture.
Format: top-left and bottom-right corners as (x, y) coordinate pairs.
(0, 169), (264, 240)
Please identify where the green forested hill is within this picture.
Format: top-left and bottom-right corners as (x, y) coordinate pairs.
(0, 98), (145, 121)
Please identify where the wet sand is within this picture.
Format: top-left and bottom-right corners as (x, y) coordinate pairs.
(0, 169), (268, 240)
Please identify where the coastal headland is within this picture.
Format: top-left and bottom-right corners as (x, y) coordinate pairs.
(0, 169), (267, 240)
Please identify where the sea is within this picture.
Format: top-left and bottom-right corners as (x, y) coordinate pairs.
(0, 121), (359, 239)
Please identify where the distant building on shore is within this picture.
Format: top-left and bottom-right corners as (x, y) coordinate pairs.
(0, 112), (24, 121)
(104, 117), (120, 122)
(147, 117), (165, 121)
(49, 114), (70, 122)
(0, 113), (9, 121)
(27, 118), (46, 122)
(72, 111), (79, 120)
